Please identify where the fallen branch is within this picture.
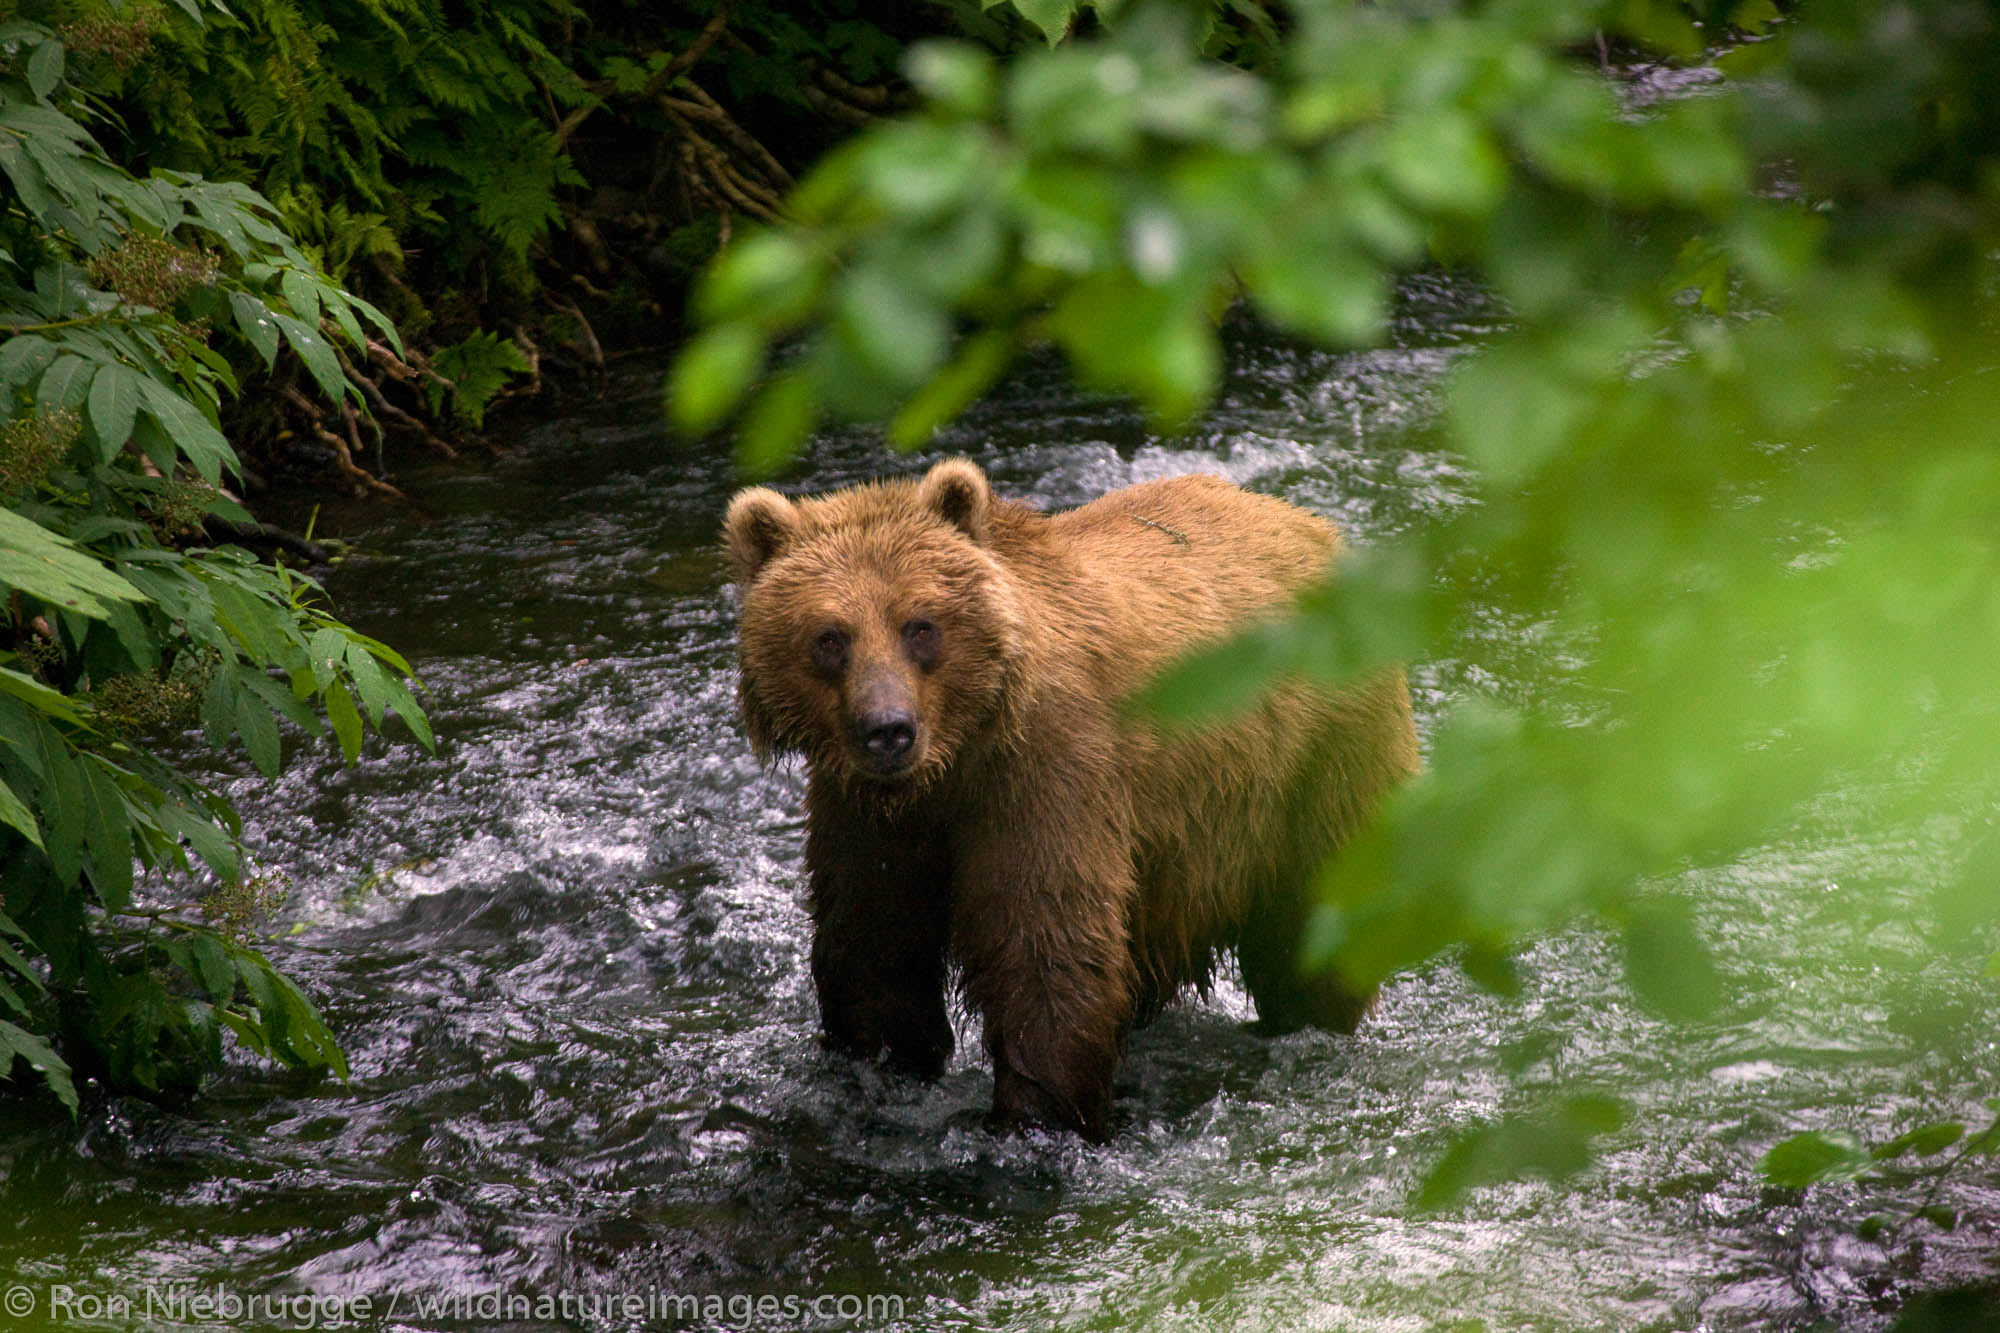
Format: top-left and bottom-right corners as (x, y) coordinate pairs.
(204, 516), (335, 564)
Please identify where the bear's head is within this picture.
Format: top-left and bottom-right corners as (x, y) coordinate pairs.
(724, 459), (1026, 793)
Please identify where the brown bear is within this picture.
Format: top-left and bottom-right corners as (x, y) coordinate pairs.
(724, 458), (1420, 1141)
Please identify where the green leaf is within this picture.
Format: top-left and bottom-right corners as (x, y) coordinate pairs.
(696, 231), (820, 330)
(344, 293), (402, 356)
(156, 802), (241, 883)
(306, 625), (347, 690)
(324, 677), (362, 763)
(87, 361), (142, 459)
(1244, 243), (1386, 347)
(234, 685), (282, 777)
(426, 330), (527, 427)
(342, 640), (389, 725)
(889, 331), (1014, 449)
(271, 311), (348, 403)
(1415, 1095), (1627, 1210)
(1008, 0), (1079, 44)
(0, 505), (146, 618)
(0, 664), (83, 727)
(0, 1018), (78, 1114)
(0, 773), (43, 850)
(1130, 623), (1290, 729)
(1916, 1205), (1959, 1232)
(279, 267), (320, 324)
(30, 720), (85, 885)
(832, 268), (950, 394)
(1621, 898), (1723, 1021)
(185, 932), (236, 1002)
(0, 332), (58, 392)
(1378, 108), (1507, 217)
(135, 376), (238, 483)
(78, 757), (133, 911)
(376, 671), (433, 751)
(905, 41), (998, 117)
(667, 323), (766, 436)
(1762, 1130), (1874, 1187)
(735, 371), (815, 479)
(1871, 1122), (1966, 1161)
(26, 37), (64, 101)
(0, 918), (44, 994)
(228, 290), (281, 369)
(35, 352), (97, 416)
(216, 1007), (271, 1059)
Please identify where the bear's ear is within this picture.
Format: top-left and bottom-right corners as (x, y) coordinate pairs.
(724, 486), (801, 584)
(917, 458), (992, 543)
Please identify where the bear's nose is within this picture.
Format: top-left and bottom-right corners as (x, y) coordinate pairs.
(859, 710), (916, 762)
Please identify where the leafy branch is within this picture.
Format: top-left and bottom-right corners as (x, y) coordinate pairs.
(1, 5), (432, 1109)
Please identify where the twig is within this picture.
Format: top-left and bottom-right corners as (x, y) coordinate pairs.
(1131, 514), (1191, 547)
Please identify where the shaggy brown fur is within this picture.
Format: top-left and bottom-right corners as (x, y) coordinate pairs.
(725, 459), (1420, 1140)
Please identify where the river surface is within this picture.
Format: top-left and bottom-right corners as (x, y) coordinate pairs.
(3, 285), (1997, 1333)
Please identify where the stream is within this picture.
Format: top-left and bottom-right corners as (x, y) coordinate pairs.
(2, 282), (1996, 1332)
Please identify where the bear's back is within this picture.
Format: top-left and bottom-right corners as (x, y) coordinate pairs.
(986, 473), (1340, 688)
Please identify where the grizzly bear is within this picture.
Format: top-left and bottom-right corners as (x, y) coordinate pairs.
(724, 458), (1419, 1141)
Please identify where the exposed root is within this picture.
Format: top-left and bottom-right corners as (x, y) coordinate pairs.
(284, 386), (409, 501)
(552, 295), (608, 388)
(335, 344), (458, 458)
(813, 65), (898, 114)
(668, 81), (795, 190)
(799, 79), (874, 129)
(554, 0), (738, 150)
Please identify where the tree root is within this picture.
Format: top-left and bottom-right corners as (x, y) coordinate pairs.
(283, 386), (409, 501)
(554, 0), (738, 151)
(335, 344), (459, 458)
(551, 295), (608, 387)
(666, 82), (795, 190)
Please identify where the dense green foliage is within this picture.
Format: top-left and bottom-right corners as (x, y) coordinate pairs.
(1, 7), (432, 1107)
(87, 0), (1026, 357)
(675, 0), (2000, 1216)
(19, 0), (1051, 458)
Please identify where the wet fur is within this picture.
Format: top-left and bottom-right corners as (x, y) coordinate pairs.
(725, 460), (1421, 1140)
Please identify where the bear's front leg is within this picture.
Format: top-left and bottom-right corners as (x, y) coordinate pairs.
(804, 780), (954, 1079)
(950, 773), (1139, 1142)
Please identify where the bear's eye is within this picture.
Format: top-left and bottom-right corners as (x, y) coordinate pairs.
(902, 618), (941, 667)
(810, 628), (849, 676)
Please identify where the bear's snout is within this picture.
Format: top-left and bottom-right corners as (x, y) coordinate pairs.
(853, 707), (918, 774)
(848, 666), (922, 777)
(860, 712), (920, 764)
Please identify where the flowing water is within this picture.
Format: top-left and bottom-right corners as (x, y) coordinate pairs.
(2, 284), (1996, 1333)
